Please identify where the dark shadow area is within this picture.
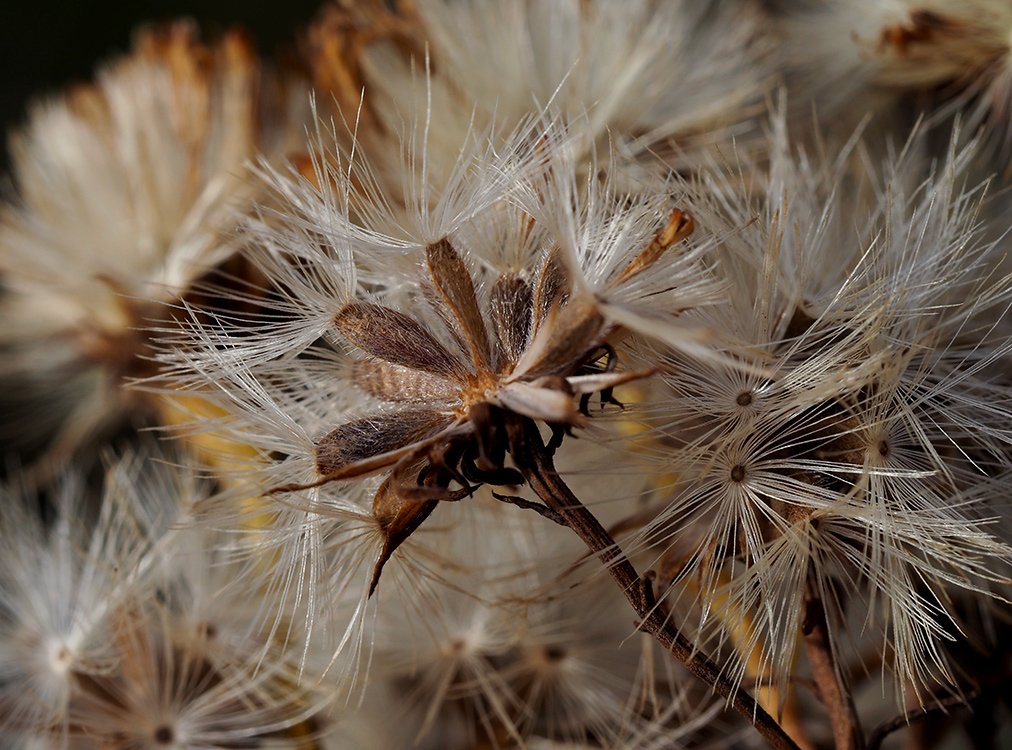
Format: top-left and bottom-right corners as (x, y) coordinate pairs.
(0, 1), (322, 170)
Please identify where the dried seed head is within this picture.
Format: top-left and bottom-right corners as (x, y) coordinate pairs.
(289, 236), (665, 593)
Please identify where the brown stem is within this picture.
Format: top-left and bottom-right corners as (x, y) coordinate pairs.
(802, 579), (864, 750)
(508, 418), (801, 750)
(866, 689), (978, 750)
(490, 490), (566, 525)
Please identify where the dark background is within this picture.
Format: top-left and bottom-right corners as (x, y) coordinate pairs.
(0, 1), (323, 171)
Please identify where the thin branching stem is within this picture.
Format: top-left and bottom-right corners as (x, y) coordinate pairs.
(866, 690), (978, 750)
(507, 416), (802, 750)
(490, 490), (567, 525)
(803, 578), (864, 750)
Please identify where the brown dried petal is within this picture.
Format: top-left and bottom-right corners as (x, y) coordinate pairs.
(879, 10), (950, 56)
(367, 475), (439, 595)
(335, 302), (466, 379)
(566, 367), (658, 394)
(315, 409), (453, 477)
(497, 381), (583, 425)
(352, 360), (459, 404)
(426, 239), (492, 370)
(613, 208), (694, 287)
(367, 461), (473, 595)
(421, 280), (469, 360)
(513, 296), (605, 380)
(304, 0), (424, 135)
(489, 273), (532, 372)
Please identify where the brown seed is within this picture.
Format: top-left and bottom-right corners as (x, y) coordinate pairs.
(315, 409), (452, 476)
(352, 359), (459, 404)
(335, 302), (466, 379)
